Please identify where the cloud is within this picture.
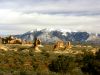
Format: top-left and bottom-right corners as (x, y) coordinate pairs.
(0, 0), (100, 34)
(0, 0), (100, 15)
(0, 9), (99, 25)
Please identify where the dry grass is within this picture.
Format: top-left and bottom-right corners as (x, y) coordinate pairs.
(0, 44), (99, 75)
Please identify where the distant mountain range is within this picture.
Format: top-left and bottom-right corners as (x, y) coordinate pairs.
(15, 28), (100, 44)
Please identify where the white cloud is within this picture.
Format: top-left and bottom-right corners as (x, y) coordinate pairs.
(0, 0), (100, 15)
(0, 0), (100, 34)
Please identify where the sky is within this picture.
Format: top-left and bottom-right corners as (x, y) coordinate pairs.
(0, 0), (100, 35)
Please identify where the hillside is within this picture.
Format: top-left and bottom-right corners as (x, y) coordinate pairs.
(15, 29), (100, 44)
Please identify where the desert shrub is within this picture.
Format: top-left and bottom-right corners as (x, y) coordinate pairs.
(0, 44), (99, 75)
(41, 51), (50, 60)
(95, 49), (100, 59)
(19, 70), (33, 75)
(82, 52), (95, 63)
(92, 49), (100, 75)
(48, 55), (76, 74)
(17, 46), (29, 51)
(81, 51), (100, 75)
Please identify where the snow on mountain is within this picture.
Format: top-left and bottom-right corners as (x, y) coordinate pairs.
(15, 28), (100, 44)
(86, 33), (100, 44)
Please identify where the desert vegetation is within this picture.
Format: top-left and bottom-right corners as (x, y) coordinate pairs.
(0, 43), (100, 75)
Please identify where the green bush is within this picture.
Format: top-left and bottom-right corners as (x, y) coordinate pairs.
(48, 55), (76, 73)
(95, 49), (100, 59)
(81, 51), (100, 75)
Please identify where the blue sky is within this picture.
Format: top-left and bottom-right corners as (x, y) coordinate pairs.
(0, 0), (100, 35)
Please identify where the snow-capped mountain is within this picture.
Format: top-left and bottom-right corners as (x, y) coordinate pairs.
(86, 33), (100, 44)
(15, 28), (100, 44)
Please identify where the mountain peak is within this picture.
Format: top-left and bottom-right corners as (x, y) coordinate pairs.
(15, 28), (100, 44)
(30, 28), (78, 33)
